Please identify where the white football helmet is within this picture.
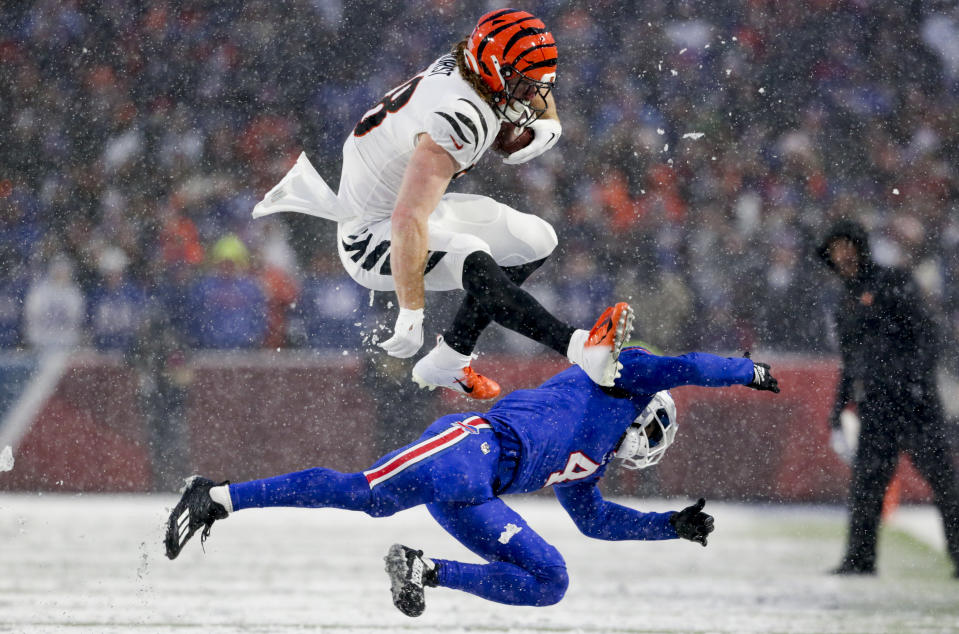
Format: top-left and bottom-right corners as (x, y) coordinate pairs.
(614, 391), (678, 470)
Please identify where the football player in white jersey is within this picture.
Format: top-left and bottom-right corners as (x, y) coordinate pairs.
(254, 8), (632, 399)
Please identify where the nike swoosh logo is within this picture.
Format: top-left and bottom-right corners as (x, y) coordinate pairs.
(454, 378), (474, 393)
(450, 135), (464, 150)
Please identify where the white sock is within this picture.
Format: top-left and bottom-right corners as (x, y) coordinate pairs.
(209, 485), (233, 514)
(566, 329), (589, 365)
(427, 336), (473, 370)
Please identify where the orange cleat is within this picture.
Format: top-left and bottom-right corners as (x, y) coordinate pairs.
(571, 302), (635, 386)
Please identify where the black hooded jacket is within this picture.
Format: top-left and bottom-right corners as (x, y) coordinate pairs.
(818, 220), (940, 423)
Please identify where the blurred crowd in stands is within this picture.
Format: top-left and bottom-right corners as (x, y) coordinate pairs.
(2, 0), (959, 370)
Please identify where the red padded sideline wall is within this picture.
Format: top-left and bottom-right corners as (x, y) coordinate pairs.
(0, 352), (375, 493)
(0, 355), (151, 492)
(187, 353), (376, 482)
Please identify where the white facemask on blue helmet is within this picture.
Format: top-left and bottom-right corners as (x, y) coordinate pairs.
(614, 391), (678, 470)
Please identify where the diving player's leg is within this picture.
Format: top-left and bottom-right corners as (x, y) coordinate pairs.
(164, 467), (382, 560)
(385, 496), (569, 617)
(166, 414), (499, 559)
(425, 497), (568, 606)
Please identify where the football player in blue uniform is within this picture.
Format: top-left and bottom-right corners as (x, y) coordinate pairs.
(165, 347), (780, 615)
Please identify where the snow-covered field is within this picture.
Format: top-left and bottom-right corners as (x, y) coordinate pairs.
(0, 494), (956, 633)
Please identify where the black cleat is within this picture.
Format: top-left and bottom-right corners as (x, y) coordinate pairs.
(165, 476), (229, 560)
(384, 544), (438, 617)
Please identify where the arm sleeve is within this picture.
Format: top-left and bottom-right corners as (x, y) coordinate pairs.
(425, 98), (492, 170)
(829, 370), (852, 428)
(829, 307), (856, 425)
(554, 480), (678, 541)
(614, 348), (755, 396)
(889, 273), (940, 367)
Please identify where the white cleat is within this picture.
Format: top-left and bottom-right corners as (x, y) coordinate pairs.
(411, 337), (501, 400)
(568, 302), (635, 387)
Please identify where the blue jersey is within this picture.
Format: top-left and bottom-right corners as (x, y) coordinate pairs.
(481, 348), (754, 494)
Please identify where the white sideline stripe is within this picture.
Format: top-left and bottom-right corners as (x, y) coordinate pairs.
(0, 351), (70, 452)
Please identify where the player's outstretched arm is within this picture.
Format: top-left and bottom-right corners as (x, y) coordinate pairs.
(378, 135), (456, 358)
(554, 481), (678, 541)
(615, 349), (781, 396)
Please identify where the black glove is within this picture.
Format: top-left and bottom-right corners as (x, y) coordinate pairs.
(746, 358), (780, 393)
(669, 498), (714, 547)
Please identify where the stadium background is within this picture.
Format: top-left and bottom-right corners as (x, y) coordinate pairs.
(0, 1), (958, 501)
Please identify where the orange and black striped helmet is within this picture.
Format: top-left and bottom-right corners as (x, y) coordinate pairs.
(464, 8), (557, 125)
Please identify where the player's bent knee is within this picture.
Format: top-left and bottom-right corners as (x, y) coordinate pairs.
(505, 211), (558, 261)
(534, 566), (569, 606)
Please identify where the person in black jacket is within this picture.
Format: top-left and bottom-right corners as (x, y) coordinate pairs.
(818, 219), (959, 577)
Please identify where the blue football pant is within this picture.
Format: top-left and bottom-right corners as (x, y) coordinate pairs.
(228, 414), (568, 606)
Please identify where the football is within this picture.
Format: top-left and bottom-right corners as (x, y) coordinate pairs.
(492, 122), (534, 156)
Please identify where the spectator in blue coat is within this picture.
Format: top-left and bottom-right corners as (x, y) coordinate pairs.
(290, 250), (365, 350)
(88, 247), (146, 352)
(188, 235), (266, 349)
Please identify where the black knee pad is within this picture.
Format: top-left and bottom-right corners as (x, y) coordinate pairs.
(462, 251), (508, 296)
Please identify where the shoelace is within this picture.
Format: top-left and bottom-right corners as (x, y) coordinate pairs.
(199, 520), (215, 552)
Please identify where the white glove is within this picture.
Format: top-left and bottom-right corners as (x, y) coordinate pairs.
(502, 118), (562, 165)
(830, 427), (855, 465)
(378, 307), (424, 358)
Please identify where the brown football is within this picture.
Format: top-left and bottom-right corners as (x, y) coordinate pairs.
(492, 122), (534, 156)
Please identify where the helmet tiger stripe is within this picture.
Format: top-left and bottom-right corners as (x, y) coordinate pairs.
(465, 8), (557, 96)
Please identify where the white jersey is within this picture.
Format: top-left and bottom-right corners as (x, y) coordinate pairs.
(338, 54), (501, 224)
